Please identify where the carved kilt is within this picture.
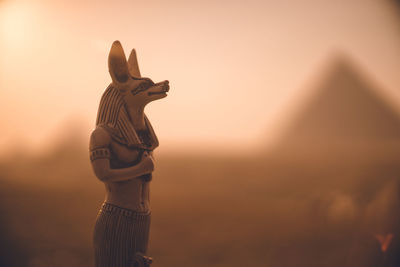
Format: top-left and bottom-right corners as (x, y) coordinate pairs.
(93, 203), (151, 267)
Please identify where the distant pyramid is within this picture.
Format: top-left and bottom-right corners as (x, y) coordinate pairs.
(273, 55), (400, 155)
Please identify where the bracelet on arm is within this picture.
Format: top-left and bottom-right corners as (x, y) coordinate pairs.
(90, 148), (111, 162)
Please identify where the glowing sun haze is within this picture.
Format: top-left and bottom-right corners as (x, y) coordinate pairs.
(0, 0), (399, 153)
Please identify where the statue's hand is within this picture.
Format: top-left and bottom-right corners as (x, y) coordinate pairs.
(140, 151), (155, 173)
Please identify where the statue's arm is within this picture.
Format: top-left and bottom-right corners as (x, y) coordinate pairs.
(89, 128), (154, 182)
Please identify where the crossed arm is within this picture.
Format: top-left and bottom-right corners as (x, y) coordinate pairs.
(89, 127), (154, 182)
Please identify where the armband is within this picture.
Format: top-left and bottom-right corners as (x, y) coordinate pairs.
(90, 148), (111, 161)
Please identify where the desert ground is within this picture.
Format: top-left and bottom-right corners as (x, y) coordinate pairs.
(0, 138), (399, 267)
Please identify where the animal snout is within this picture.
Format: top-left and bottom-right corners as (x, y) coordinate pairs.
(159, 80), (169, 92)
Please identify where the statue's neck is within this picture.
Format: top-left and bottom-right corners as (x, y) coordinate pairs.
(127, 106), (146, 131)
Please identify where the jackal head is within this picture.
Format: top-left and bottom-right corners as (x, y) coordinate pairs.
(108, 41), (169, 108)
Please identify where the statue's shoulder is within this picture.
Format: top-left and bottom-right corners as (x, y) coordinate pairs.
(90, 126), (112, 150)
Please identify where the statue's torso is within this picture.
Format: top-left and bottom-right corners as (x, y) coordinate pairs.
(105, 129), (154, 212)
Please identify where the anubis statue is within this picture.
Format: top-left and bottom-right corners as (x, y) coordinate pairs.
(89, 41), (169, 267)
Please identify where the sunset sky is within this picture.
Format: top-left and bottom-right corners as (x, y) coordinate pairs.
(0, 0), (399, 154)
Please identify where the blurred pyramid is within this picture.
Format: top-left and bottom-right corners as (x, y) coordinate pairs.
(273, 55), (400, 157)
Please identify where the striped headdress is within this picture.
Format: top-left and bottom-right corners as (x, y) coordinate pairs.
(96, 85), (158, 149)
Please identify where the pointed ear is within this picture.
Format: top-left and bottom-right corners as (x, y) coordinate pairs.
(128, 48), (141, 78)
(108, 41), (130, 84)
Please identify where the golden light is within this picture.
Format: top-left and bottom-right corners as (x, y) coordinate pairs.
(0, 1), (35, 49)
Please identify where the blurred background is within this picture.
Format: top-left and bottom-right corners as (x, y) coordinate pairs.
(1, 0), (400, 266)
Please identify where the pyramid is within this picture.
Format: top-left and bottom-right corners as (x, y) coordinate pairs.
(273, 55), (400, 155)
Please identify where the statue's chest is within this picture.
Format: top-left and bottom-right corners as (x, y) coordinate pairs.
(110, 142), (141, 168)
